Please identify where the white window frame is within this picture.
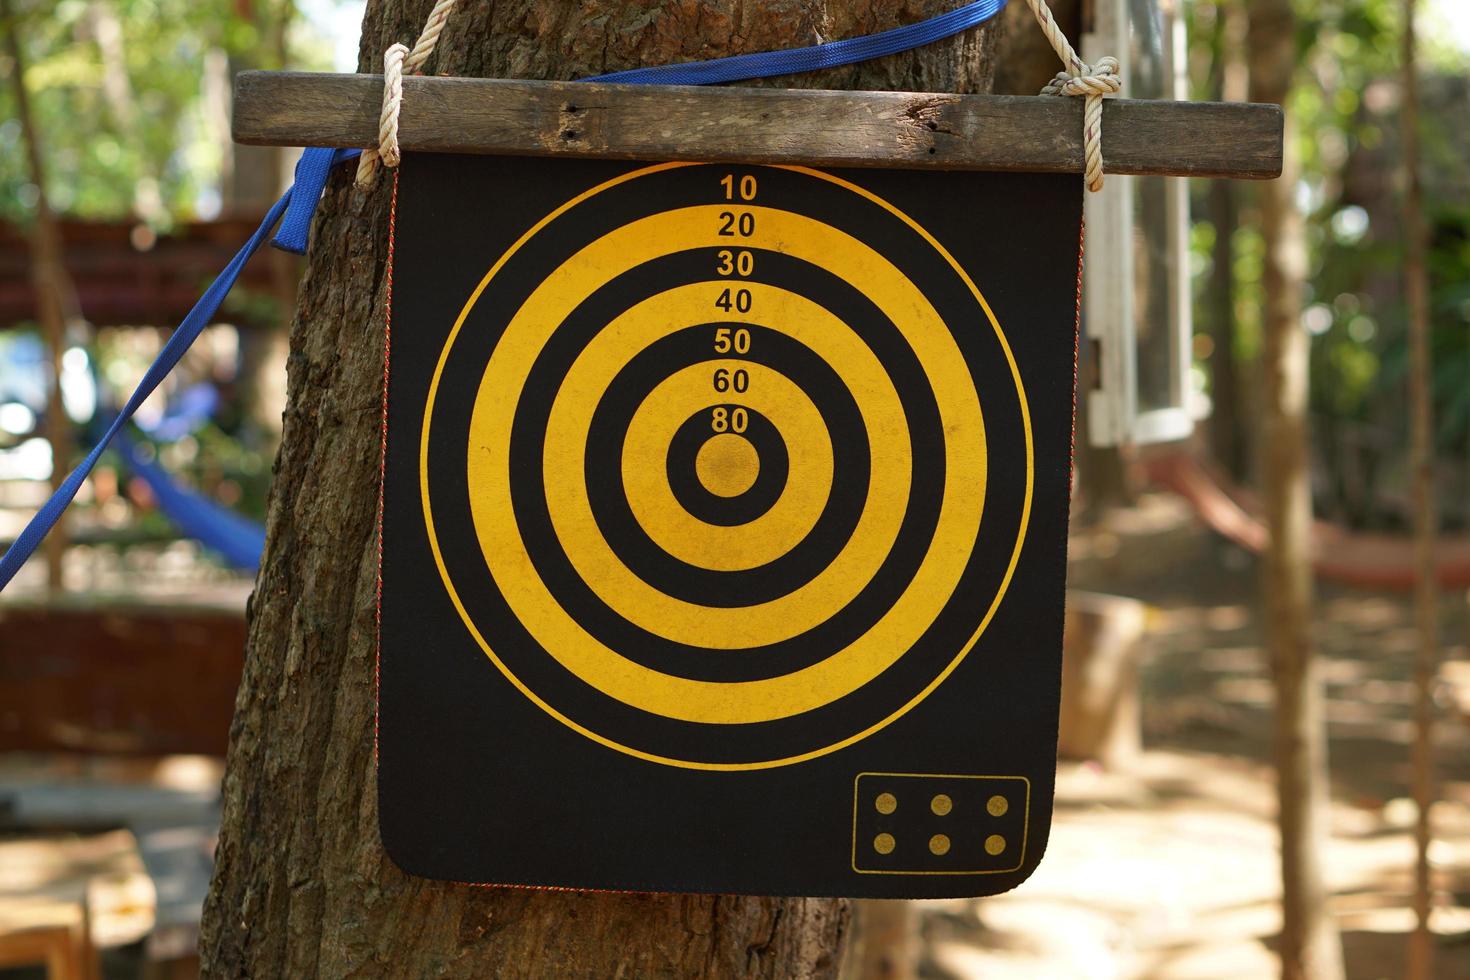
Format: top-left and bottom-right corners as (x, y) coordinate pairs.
(1083, 0), (1196, 447)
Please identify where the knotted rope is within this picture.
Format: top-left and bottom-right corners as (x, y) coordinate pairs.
(1024, 0), (1121, 192)
(354, 0), (458, 186)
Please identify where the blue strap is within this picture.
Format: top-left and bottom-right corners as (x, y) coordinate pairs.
(585, 0), (1008, 86)
(0, 0), (1007, 590)
(274, 147), (361, 254)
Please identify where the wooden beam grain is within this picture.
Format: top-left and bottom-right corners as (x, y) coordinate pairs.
(233, 71), (1284, 180)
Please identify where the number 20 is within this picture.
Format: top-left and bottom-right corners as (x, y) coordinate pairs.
(718, 212), (755, 237)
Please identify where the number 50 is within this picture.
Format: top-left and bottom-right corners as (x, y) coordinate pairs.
(713, 327), (751, 354)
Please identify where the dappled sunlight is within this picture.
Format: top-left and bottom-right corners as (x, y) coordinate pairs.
(0, 829), (157, 949)
(914, 751), (1470, 979)
(922, 498), (1470, 977)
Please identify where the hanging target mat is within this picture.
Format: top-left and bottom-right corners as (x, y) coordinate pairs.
(379, 154), (1081, 898)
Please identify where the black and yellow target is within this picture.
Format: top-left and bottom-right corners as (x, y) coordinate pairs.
(380, 154), (1081, 898)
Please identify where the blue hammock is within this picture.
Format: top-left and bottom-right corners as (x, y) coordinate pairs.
(114, 429), (265, 572)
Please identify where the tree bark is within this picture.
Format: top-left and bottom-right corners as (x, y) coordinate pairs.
(1245, 1), (1345, 978)
(992, 0), (1077, 96)
(200, 2), (1000, 976)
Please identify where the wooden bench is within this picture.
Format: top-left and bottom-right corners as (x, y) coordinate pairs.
(0, 829), (155, 979)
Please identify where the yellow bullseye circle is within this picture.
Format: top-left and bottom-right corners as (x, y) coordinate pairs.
(695, 434), (759, 497)
(598, 282), (892, 573)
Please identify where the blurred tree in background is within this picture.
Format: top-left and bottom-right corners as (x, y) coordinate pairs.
(1188, 0), (1469, 531)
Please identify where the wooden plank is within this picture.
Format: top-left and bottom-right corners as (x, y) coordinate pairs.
(0, 603), (244, 756)
(233, 71), (1284, 180)
(0, 214), (289, 330)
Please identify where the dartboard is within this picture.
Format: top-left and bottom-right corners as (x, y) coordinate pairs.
(380, 153), (1080, 898)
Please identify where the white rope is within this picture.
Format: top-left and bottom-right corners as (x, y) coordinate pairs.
(355, 43), (407, 182)
(1023, 0), (1120, 192)
(355, 0), (458, 186)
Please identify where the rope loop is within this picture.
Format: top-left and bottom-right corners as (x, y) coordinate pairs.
(354, 43), (407, 184)
(1041, 55), (1120, 193)
(355, 0), (458, 187)
(1040, 56), (1121, 99)
(1024, 0), (1120, 192)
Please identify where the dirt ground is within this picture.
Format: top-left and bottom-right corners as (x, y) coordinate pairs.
(911, 494), (1470, 979)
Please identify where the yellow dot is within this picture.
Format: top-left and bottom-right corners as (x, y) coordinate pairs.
(987, 795), (1008, 817)
(873, 833), (896, 855)
(694, 433), (760, 497)
(928, 834), (951, 856)
(930, 793), (952, 816)
(874, 792), (897, 815)
(985, 834), (1006, 856)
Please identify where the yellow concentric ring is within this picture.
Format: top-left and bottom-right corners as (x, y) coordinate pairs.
(538, 282), (909, 646)
(464, 203), (984, 716)
(620, 362), (833, 572)
(604, 281), (896, 570)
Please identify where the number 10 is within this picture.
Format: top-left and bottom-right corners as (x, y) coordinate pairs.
(720, 173), (758, 201)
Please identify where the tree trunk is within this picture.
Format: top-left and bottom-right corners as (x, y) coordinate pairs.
(854, 900), (918, 980)
(226, 1), (296, 454)
(1206, 0), (1247, 481)
(3, 0), (79, 593)
(200, 2), (1000, 976)
(1206, 178), (1243, 476)
(992, 0), (1077, 96)
(1245, 1), (1345, 978)
(1400, 1), (1440, 975)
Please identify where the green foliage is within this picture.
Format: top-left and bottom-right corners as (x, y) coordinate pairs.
(0, 0), (334, 226)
